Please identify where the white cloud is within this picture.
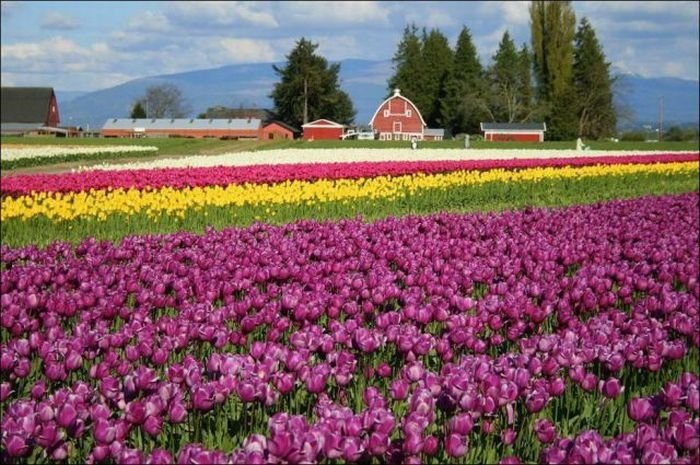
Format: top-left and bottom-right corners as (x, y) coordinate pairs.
(281, 1), (390, 26)
(126, 11), (171, 33)
(496, 1), (530, 25)
(579, 1), (697, 17)
(219, 38), (276, 62)
(41, 11), (80, 30)
(170, 1), (278, 28)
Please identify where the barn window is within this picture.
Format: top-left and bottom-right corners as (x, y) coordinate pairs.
(383, 109), (389, 117)
(406, 109), (412, 117)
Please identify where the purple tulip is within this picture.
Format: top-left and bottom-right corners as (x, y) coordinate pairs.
(237, 382), (257, 403)
(143, 415), (162, 437)
(501, 428), (517, 445)
(662, 382), (683, 407)
(627, 397), (655, 422)
(94, 418), (116, 445)
(534, 418), (557, 444)
(125, 400), (146, 425)
(449, 413), (474, 435)
(671, 421), (700, 450)
(3, 434), (29, 457)
(599, 377), (623, 399)
(146, 448), (174, 464)
(57, 403), (78, 429)
(445, 433), (468, 458)
(31, 380), (47, 399)
(36, 423), (59, 448)
(423, 435), (439, 456)
(525, 389), (549, 413)
(168, 402), (187, 423)
(390, 379), (409, 401)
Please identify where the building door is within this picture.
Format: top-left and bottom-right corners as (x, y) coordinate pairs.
(393, 121), (402, 134)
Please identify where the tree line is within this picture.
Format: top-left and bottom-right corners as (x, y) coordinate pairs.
(389, 1), (617, 140)
(129, 1), (616, 141)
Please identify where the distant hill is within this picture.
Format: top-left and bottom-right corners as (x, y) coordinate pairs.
(614, 74), (699, 130)
(56, 59), (698, 132)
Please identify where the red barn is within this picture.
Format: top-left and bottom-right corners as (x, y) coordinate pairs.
(480, 122), (546, 142)
(262, 120), (298, 140)
(302, 119), (345, 140)
(1, 87), (60, 135)
(369, 88), (427, 141)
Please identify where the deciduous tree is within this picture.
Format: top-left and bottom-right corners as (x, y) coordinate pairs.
(134, 83), (191, 119)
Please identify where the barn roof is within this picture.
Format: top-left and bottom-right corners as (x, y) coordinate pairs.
(1, 87), (55, 124)
(102, 118), (262, 131)
(369, 88), (427, 127)
(480, 122), (546, 131)
(301, 119), (345, 128)
(265, 120), (299, 133)
(424, 128), (445, 137)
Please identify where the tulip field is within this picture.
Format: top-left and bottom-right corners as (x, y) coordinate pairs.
(1, 146), (699, 464)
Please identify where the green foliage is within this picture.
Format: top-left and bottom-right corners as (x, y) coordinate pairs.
(619, 131), (647, 142)
(664, 125), (699, 142)
(130, 101), (147, 119)
(486, 31), (535, 124)
(419, 29), (454, 127)
(440, 27), (488, 135)
(573, 17), (617, 139)
(530, 0), (577, 138)
(388, 24), (425, 112)
(388, 26), (454, 128)
(270, 38), (356, 129)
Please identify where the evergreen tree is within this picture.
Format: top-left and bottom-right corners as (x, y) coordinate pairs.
(573, 17), (616, 139)
(530, 0), (577, 139)
(270, 38), (355, 129)
(440, 26), (487, 134)
(387, 24), (424, 108)
(487, 31), (521, 123)
(130, 101), (146, 119)
(419, 28), (454, 127)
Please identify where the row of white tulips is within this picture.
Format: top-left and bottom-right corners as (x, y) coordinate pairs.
(1, 145), (158, 162)
(73, 148), (695, 172)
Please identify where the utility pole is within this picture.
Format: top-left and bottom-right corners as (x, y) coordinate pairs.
(658, 96), (664, 141)
(303, 77), (308, 125)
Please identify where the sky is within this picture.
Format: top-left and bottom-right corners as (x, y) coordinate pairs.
(1, 1), (699, 92)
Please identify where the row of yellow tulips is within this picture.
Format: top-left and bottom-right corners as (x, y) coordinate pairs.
(2, 161), (697, 223)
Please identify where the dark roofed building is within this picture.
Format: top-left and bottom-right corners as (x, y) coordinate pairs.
(1, 87), (60, 135)
(480, 122), (546, 142)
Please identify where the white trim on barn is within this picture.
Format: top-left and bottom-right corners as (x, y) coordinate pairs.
(369, 88), (427, 128)
(301, 119), (345, 128)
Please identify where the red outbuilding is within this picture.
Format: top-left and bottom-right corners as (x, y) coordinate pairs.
(480, 122), (546, 142)
(369, 88), (427, 141)
(262, 120), (298, 140)
(301, 119), (345, 140)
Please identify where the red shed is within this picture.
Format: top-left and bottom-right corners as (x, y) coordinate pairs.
(302, 119), (345, 140)
(480, 122), (546, 142)
(369, 88), (426, 141)
(262, 120), (298, 140)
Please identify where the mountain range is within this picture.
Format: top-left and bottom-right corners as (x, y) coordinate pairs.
(56, 59), (699, 133)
